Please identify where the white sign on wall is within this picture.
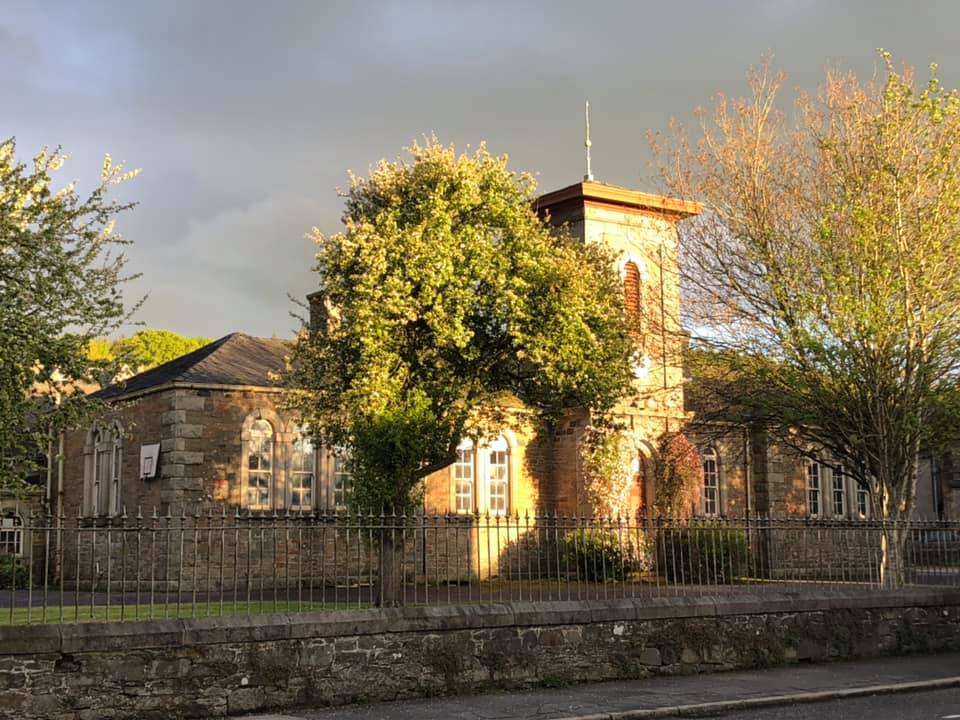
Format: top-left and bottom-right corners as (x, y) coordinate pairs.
(140, 444), (160, 480)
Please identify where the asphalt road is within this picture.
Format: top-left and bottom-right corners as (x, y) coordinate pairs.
(715, 687), (960, 719)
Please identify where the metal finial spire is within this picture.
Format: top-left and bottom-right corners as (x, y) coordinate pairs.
(584, 100), (594, 182)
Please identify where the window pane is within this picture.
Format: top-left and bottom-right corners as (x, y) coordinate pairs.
(454, 440), (474, 513)
(703, 451), (719, 516)
(112, 444), (122, 514)
(857, 484), (869, 518)
(96, 448), (111, 515)
(832, 466), (845, 517)
(333, 448), (352, 509)
(487, 439), (509, 515)
(0, 515), (22, 555)
(291, 430), (315, 510)
(807, 461), (820, 517)
(246, 419), (273, 510)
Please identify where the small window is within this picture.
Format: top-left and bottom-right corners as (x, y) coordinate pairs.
(454, 438), (475, 514)
(0, 514), (22, 556)
(832, 465), (846, 518)
(290, 428), (316, 512)
(245, 419), (274, 510)
(486, 436), (510, 516)
(806, 460), (821, 518)
(702, 448), (719, 516)
(332, 447), (353, 510)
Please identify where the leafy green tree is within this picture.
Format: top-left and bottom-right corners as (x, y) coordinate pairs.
(652, 54), (960, 585)
(579, 427), (637, 517)
(0, 139), (139, 491)
(289, 140), (635, 603)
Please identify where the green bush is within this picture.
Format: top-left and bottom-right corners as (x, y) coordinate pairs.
(558, 529), (640, 582)
(0, 555), (27, 588)
(656, 524), (749, 584)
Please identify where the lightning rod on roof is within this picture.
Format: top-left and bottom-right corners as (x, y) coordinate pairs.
(584, 100), (594, 182)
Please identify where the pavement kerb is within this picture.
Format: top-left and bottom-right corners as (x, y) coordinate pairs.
(550, 675), (960, 720)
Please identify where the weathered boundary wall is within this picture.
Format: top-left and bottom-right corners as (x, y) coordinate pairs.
(2, 589), (960, 719)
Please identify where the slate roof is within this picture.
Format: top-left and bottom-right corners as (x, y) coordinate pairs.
(95, 333), (291, 400)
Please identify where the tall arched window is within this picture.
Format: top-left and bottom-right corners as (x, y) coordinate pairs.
(290, 427), (316, 511)
(702, 447), (720, 516)
(245, 419), (274, 510)
(84, 423), (123, 517)
(486, 436), (510, 516)
(454, 438), (475, 513)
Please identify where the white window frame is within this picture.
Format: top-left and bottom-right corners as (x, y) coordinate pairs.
(702, 447), (720, 517)
(244, 419), (274, 511)
(0, 513), (23, 556)
(831, 464), (846, 518)
(289, 427), (316, 512)
(452, 436), (512, 516)
(485, 437), (510, 517)
(453, 438), (476, 514)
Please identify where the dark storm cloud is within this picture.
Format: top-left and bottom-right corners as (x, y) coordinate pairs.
(3, 0), (960, 337)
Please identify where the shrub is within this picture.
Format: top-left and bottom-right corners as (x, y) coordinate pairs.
(656, 523), (749, 584)
(653, 433), (703, 517)
(558, 528), (642, 582)
(0, 555), (28, 588)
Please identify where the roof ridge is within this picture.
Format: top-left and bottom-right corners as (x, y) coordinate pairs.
(94, 332), (289, 400)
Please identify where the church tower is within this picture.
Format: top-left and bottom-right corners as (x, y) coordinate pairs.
(534, 180), (699, 421)
(534, 180), (701, 511)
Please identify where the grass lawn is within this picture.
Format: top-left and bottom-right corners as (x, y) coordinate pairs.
(0, 599), (357, 625)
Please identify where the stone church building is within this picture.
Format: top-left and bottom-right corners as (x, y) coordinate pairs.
(51, 179), (956, 524)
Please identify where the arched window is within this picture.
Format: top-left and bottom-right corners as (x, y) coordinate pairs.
(806, 459), (821, 518)
(332, 446), (353, 510)
(454, 438), (475, 513)
(290, 427), (316, 511)
(485, 436), (510, 516)
(702, 448), (720, 516)
(84, 423), (123, 517)
(0, 513), (22, 556)
(245, 419), (274, 510)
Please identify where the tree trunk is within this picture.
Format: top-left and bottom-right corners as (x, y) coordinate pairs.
(377, 521), (403, 607)
(879, 521), (909, 589)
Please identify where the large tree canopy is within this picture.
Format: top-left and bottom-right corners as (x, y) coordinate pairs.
(289, 140), (635, 513)
(0, 139), (139, 490)
(652, 54), (960, 580)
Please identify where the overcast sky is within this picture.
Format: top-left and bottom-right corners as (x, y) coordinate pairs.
(4, 1), (959, 339)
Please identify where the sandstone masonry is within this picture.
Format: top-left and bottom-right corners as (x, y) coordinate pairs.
(0, 589), (958, 719)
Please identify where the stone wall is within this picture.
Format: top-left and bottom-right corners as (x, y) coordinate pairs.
(1, 589), (958, 719)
